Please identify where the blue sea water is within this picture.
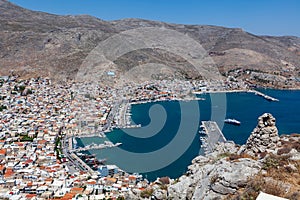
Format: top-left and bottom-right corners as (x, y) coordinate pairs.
(77, 89), (300, 181)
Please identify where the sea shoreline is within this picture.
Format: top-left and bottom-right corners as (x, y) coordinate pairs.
(73, 87), (286, 179)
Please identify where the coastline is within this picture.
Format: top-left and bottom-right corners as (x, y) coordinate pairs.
(70, 87), (299, 182)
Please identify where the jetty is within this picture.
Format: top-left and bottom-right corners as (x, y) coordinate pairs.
(248, 90), (279, 102)
(70, 141), (122, 153)
(200, 121), (227, 154)
(75, 132), (105, 138)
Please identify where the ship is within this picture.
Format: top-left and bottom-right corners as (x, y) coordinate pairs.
(224, 118), (241, 125)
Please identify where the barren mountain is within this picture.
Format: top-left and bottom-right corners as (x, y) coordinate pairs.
(1, 0), (300, 87)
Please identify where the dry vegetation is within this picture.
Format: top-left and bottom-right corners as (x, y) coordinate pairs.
(226, 150), (300, 199)
(227, 161), (300, 199)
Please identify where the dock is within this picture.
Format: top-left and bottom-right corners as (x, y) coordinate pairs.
(200, 121), (227, 154)
(248, 90), (279, 102)
(70, 141), (122, 153)
(75, 132), (105, 138)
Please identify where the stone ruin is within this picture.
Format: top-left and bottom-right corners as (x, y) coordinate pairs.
(239, 113), (279, 156)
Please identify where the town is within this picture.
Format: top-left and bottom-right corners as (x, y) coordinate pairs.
(0, 74), (258, 199)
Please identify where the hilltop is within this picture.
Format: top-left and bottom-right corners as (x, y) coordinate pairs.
(0, 0), (300, 88)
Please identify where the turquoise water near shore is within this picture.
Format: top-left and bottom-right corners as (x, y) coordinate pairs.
(77, 89), (300, 181)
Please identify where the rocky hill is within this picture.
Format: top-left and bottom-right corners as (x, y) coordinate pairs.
(1, 0), (300, 88)
(126, 113), (300, 199)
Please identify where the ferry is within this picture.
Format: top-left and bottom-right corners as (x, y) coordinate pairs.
(224, 118), (241, 125)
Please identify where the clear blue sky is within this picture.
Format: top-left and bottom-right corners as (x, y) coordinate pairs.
(9, 0), (300, 36)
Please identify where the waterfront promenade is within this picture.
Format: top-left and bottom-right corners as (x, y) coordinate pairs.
(200, 121), (227, 154)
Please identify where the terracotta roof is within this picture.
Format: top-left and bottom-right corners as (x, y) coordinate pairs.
(25, 194), (37, 199)
(70, 187), (84, 194)
(71, 187), (84, 192)
(128, 175), (137, 180)
(0, 149), (6, 155)
(14, 142), (24, 146)
(106, 177), (117, 183)
(4, 168), (14, 178)
(87, 180), (96, 185)
(61, 192), (76, 200)
(25, 159), (33, 164)
(38, 139), (47, 144)
(0, 165), (5, 171)
(45, 178), (53, 183)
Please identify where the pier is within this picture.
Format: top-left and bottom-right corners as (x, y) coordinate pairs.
(74, 132), (105, 138)
(70, 141), (122, 153)
(248, 90), (279, 101)
(200, 121), (227, 154)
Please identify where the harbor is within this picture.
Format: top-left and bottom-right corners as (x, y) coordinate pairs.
(70, 88), (299, 182)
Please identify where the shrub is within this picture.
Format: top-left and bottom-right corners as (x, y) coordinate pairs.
(140, 189), (154, 198)
(237, 175), (285, 199)
(159, 176), (170, 185)
(227, 153), (256, 161)
(262, 154), (290, 170)
(287, 192), (300, 200)
(0, 105), (7, 112)
(210, 174), (219, 184)
(277, 147), (292, 155)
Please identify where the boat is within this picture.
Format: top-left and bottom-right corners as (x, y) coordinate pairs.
(224, 118), (241, 125)
(198, 130), (206, 135)
(115, 142), (122, 146)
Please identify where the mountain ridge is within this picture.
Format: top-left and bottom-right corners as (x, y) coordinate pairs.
(1, 0), (300, 88)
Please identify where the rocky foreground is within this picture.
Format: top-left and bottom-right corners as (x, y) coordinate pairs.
(128, 113), (300, 199)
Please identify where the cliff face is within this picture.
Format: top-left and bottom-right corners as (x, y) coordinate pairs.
(168, 143), (261, 199)
(1, 0), (300, 88)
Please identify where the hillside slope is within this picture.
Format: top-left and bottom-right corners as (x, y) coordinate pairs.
(0, 0), (300, 87)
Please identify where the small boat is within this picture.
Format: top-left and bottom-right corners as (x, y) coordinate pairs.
(224, 118), (241, 125)
(115, 142), (122, 146)
(199, 130), (206, 135)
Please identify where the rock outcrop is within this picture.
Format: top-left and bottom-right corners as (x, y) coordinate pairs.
(163, 114), (300, 200)
(239, 113), (279, 156)
(167, 142), (261, 200)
